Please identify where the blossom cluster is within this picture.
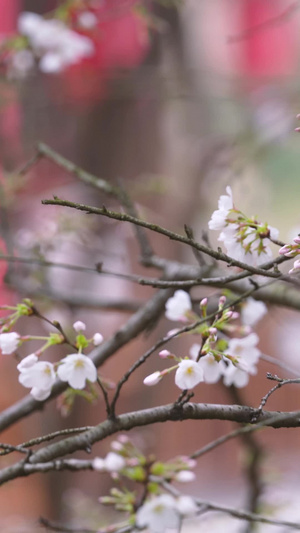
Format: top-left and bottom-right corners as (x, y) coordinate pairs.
(208, 186), (279, 266)
(92, 435), (197, 532)
(144, 291), (265, 390)
(279, 236), (300, 273)
(18, 351), (98, 401)
(9, 11), (94, 76)
(0, 312), (103, 401)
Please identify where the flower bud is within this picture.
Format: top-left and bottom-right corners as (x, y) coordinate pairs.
(159, 349), (174, 359)
(143, 371), (162, 386)
(200, 298), (208, 307)
(93, 332), (103, 346)
(218, 295), (226, 309)
(73, 320), (86, 332)
(175, 470), (196, 482)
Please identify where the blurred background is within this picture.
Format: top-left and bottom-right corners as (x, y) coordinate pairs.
(1, 1), (300, 531)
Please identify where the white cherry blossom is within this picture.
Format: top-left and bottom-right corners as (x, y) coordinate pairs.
(93, 452), (126, 473)
(208, 186), (233, 231)
(136, 494), (180, 533)
(222, 333), (260, 388)
(174, 470), (196, 482)
(209, 187), (279, 266)
(175, 360), (204, 390)
(198, 353), (223, 383)
(241, 298), (267, 327)
(165, 290), (192, 321)
(30, 386), (53, 401)
(176, 495), (198, 516)
(18, 12), (94, 74)
(77, 11), (98, 29)
(73, 320), (86, 332)
(93, 332), (103, 346)
(189, 343), (201, 361)
(57, 353), (97, 389)
(0, 332), (20, 354)
(18, 360), (56, 400)
(228, 333), (260, 368)
(17, 353), (38, 371)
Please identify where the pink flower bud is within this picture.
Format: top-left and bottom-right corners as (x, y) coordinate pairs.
(219, 295), (226, 308)
(208, 327), (217, 335)
(159, 349), (171, 359)
(278, 245), (289, 255)
(200, 298), (208, 307)
(289, 259), (300, 274)
(143, 371), (162, 386)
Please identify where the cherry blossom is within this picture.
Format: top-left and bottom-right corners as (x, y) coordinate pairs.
(0, 332), (20, 354)
(221, 360), (252, 388)
(208, 186), (233, 231)
(18, 12), (94, 74)
(222, 333), (261, 388)
(73, 320), (86, 332)
(17, 353), (38, 371)
(18, 359), (56, 400)
(57, 353), (97, 389)
(241, 298), (267, 327)
(289, 258), (300, 274)
(198, 353), (223, 384)
(165, 290), (192, 321)
(189, 344), (201, 361)
(190, 344), (222, 384)
(174, 470), (196, 482)
(209, 187), (279, 266)
(135, 494), (180, 533)
(176, 495), (198, 516)
(93, 452), (126, 473)
(93, 332), (103, 346)
(136, 493), (197, 532)
(175, 360), (204, 390)
(77, 11), (98, 29)
(279, 237), (300, 273)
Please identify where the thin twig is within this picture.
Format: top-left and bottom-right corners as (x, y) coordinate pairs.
(161, 480), (300, 530)
(41, 197), (289, 279)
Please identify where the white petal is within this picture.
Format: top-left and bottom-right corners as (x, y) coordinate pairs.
(30, 387), (52, 401)
(17, 354), (38, 372)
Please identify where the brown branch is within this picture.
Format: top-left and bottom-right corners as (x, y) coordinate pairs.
(41, 197), (288, 278)
(1, 404), (300, 486)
